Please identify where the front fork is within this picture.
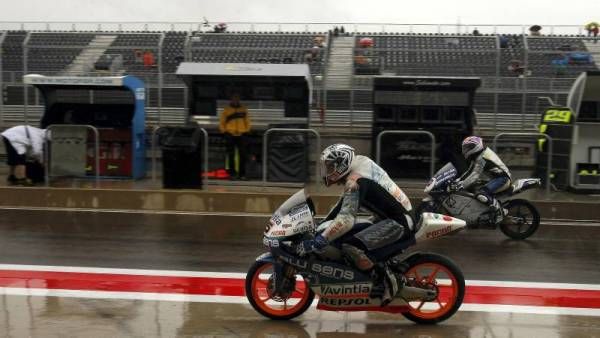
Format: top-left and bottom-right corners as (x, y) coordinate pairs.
(255, 251), (301, 297)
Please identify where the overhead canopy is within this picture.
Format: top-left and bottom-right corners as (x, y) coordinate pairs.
(176, 63), (313, 117)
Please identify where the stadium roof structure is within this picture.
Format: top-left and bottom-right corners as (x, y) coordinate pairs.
(177, 62), (312, 87)
(176, 62), (313, 104)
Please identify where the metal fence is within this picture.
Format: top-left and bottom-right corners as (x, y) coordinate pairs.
(0, 21), (594, 35)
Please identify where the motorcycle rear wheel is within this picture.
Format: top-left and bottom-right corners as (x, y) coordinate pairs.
(245, 260), (314, 320)
(401, 253), (465, 325)
(499, 199), (540, 240)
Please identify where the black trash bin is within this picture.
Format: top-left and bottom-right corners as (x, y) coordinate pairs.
(267, 124), (309, 182)
(159, 127), (203, 189)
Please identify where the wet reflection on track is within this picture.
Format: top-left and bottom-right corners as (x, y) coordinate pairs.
(1, 296), (599, 338)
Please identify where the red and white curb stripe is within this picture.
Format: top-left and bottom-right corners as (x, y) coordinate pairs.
(0, 264), (599, 317)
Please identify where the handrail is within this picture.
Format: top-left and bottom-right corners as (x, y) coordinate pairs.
(262, 128), (321, 186)
(44, 124), (100, 186)
(492, 132), (553, 195)
(151, 126), (208, 188)
(375, 130), (436, 178)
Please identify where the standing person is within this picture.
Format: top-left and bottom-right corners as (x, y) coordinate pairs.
(219, 93), (251, 180)
(1, 125), (46, 186)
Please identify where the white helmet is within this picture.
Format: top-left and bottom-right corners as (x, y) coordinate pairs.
(320, 144), (355, 186)
(462, 136), (484, 159)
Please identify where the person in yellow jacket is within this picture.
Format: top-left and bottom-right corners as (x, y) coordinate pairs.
(219, 93), (251, 179)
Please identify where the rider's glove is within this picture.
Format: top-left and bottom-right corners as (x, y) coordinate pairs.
(296, 234), (328, 257)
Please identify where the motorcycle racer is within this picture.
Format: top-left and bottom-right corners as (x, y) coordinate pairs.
(454, 136), (512, 220)
(296, 143), (415, 305)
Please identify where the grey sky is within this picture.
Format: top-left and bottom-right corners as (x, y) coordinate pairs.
(1, 0), (598, 28)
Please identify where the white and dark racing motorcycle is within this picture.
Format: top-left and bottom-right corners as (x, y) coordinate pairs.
(245, 189), (467, 324)
(417, 163), (541, 240)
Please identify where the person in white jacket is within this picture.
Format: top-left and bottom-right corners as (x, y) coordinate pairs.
(1, 125), (46, 186)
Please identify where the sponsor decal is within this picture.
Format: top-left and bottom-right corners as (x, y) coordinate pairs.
(426, 225), (452, 239)
(320, 283), (371, 296)
(443, 215), (453, 222)
(290, 210), (310, 222)
(282, 223), (292, 229)
(269, 230), (286, 237)
(292, 221), (313, 234)
(311, 263), (355, 280)
(289, 204), (309, 216)
(135, 88), (145, 100)
(279, 255), (308, 269)
(271, 215), (282, 225)
(262, 237), (280, 248)
(320, 297), (373, 306)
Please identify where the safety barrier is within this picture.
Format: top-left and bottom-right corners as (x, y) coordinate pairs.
(151, 126), (208, 188)
(262, 128), (321, 186)
(44, 124), (100, 186)
(375, 130), (436, 178)
(492, 132), (553, 195)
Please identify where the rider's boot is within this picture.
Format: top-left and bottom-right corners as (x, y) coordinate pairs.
(342, 243), (396, 306)
(476, 193), (506, 223)
(369, 263), (402, 307)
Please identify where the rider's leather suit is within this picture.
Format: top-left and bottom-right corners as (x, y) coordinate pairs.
(321, 155), (415, 252)
(458, 147), (512, 202)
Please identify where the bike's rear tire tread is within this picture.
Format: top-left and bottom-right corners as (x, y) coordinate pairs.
(245, 260), (315, 320)
(500, 199), (540, 240)
(401, 253), (465, 325)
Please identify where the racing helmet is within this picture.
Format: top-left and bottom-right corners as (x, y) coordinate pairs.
(461, 136), (484, 159)
(320, 144), (355, 186)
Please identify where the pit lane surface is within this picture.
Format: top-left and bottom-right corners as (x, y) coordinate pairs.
(0, 209), (599, 337)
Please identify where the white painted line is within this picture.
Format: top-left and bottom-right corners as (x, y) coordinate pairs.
(460, 303), (600, 317)
(1, 205), (600, 226)
(1, 287), (599, 317)
(0, 264), (247, 279)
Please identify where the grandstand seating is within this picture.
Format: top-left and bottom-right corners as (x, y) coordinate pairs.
(162, 31), (187, 73)
(0, 29), (598, 135)
(1, 31), (27, 73)
(190, 33), (327, 74)
(526, 36), (597, 77)
(103, 33), (162, 75)
(26, 33), (95, 74)
(354, 34), (498, 76)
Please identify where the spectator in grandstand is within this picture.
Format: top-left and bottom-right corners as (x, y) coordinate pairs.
(499, 35), (509, 48)
(529, 25), (542, 36)
(508, 60), (527, 77)
(340, 26), (346, 35)
(472, 28), (481, 36)
(143, 50), (155, 68)
(214, 23), (228, 33)
(333, 26), (340, 36)
(219, 93), (251, 180)
(586, 22), (599, 42)
(1, 125), (46, 186)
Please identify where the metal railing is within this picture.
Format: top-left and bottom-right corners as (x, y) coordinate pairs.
(44, 124), (100, 186)
(0, 21), (593, 35)
(492, 132), (553, 195)
(151, 126), (208, 188)
(262, 128), (321, 186)
(375, 130), (436, 178)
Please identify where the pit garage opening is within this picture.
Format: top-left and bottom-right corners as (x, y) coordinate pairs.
(372, 76), (481, 179)
(24, 74), (146, 179)
(176, 63), (314, 182)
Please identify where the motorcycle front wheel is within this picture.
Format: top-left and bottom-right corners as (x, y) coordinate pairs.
(401, 253), (465, 325)
(245, 260), (314, 320)
(499, 199), (540, 240)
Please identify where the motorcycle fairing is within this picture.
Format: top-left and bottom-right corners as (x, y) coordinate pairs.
(441, 193), (490, 225)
